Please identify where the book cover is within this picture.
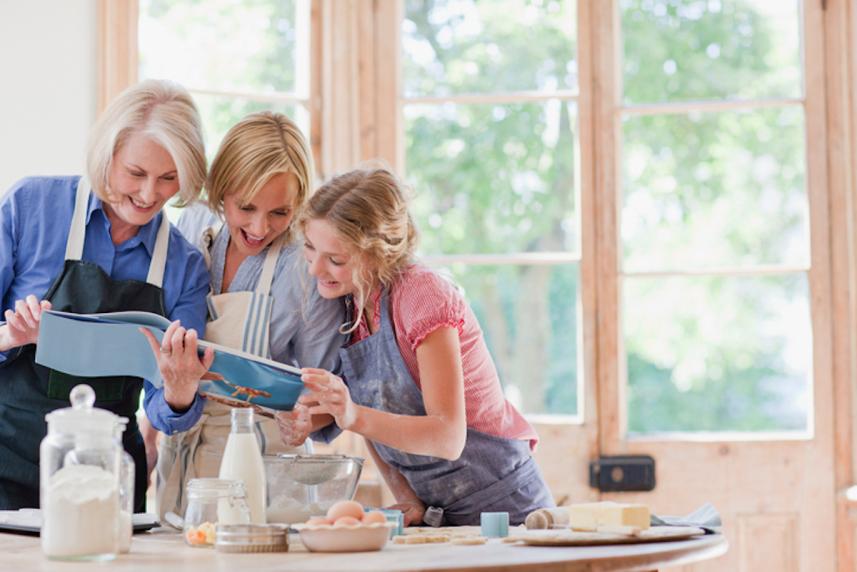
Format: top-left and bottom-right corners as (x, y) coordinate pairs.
(35, 310), (304, 411)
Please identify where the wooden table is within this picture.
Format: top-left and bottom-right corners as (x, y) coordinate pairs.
(0, 529), (727, 572)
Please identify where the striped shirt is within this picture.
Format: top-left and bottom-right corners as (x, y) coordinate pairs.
(351, 264), (538, 448)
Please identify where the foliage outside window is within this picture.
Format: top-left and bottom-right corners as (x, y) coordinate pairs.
(402, 0), (581, 417)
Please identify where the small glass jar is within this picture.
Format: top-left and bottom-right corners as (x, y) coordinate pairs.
(117, 448), (134, 553)
(183, 478), (250, 547)
(40, 385), (122, 561)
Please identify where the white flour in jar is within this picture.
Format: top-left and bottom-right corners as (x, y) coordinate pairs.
(42, 464), (119, 558)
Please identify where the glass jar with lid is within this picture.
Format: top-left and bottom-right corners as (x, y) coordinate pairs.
(115, 420), (134, 554)
(183, 478), (250, 547)
(40, 384), (123, 561)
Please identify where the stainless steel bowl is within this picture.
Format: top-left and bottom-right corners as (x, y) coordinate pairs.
(264, 454), (363, 525)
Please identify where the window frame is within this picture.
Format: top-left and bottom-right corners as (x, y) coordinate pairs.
(110, 0), (857, 431)
(110, 0), (857, 558)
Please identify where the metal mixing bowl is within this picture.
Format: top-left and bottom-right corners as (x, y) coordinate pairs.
(263, 454), (363, 525)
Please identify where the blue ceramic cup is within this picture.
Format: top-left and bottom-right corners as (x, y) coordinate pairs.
(480, 512), (509, 538)
(378, 509), (404, 538)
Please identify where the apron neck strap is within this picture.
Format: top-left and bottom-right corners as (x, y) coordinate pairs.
(146, 214), (171, 288)
(64, 177), (91, 261)
(201, 221), (224, 271)
(256, 236), (283, 296)
(65, 176), (170, 288)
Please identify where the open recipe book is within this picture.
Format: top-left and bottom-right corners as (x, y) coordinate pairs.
(34, 310), (304, 411)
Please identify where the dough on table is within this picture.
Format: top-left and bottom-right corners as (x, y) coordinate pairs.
(393, 534), (451, 544)
(451, 536), (488, 545)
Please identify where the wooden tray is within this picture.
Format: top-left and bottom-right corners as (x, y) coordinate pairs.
(509, 525), (706, 546)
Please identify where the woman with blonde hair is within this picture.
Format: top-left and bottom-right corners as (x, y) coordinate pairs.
(278, 167), (554, 526)
(0, 79), (212, 511)
(154, 111), (346, 521)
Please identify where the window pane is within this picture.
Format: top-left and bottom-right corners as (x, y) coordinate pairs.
(621, 107), (808, 271)
(193, 94), (308, 161)
(405, 101), (578, 256)
(402, 0), (577, 97)
(624, 274), (810, 433)
(433, 263), (579, 416)
(621, 0), (801, 103)
(139, 0), (307, 95)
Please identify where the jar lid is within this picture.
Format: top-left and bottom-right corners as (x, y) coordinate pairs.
(215, 524), (288, 553)
(45, 384), (121, 436)
(186, 478), (247, 500)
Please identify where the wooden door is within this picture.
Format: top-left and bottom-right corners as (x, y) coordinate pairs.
(590, 1), (837, 570)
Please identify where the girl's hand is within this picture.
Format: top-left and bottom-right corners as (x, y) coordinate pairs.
(388, 499), (426, 527)
(273, 395), (313, 447)
(301, 368), (358, 431)
(140, 320), (214, 411)
(0, 295), (52, 350)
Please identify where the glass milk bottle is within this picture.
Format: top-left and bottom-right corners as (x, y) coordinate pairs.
(219, 408), (266, 524)
(40, 385), (122, 561)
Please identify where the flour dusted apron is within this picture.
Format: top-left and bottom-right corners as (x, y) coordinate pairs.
(156, 227), (302, 520)
(339, 291), (554, 526)
(0, 177), (170, 512)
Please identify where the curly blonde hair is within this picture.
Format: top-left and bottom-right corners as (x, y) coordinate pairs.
(206, 111), (313, 243)
(299, 168), (418, 332)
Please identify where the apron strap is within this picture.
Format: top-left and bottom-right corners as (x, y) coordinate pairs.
(63, 176), (91, 261)
(200, 221), (224, 271)
(64, 176), (170, 288)
(146, 214), (171, 288)
(256, 236), (283, 296)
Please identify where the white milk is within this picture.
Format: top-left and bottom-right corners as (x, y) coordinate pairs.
(219, 432), (267, 524)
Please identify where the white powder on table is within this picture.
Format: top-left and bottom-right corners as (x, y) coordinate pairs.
(42, 464), (119, 559)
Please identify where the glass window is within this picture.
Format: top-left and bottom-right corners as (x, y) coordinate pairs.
(138, 0), (311, 161)
(620, 0), (810, 434)
(402, 0), (580, 417)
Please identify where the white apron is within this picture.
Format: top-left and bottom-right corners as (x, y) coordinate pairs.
(156, 226), (303, 521)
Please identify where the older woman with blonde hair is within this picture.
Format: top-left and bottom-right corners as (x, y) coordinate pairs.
(0, 79), (212, 512)
(154, 111), (346, 521)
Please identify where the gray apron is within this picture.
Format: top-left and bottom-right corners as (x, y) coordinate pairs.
(339, 291), (554, 526)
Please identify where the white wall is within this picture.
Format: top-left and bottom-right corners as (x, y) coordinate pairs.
(0, 1), (97, 194)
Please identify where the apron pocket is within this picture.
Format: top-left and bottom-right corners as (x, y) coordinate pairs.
(47, 370), (127, 403)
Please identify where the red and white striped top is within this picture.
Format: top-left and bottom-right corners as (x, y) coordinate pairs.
(350, 264), (538, 448)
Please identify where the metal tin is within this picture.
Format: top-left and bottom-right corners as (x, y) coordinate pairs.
(215, 524), (289, 553)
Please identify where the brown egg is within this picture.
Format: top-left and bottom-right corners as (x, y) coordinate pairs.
(306, 516), (333, 526)
(326, 500), (365, 522)
(333, 515), (361, 526)
(361, 511), (387, 525)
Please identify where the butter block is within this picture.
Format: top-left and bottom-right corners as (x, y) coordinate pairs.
(566, 502), (650, 531)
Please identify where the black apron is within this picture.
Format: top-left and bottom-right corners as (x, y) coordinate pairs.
(0, 177), (172, 512)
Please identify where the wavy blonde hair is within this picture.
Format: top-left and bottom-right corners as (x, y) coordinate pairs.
(299, 168), (418, 333)
(206, 111), (313, 243)
(86, 79), (206, 206)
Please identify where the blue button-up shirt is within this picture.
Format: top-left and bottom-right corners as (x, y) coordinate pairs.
(0, 176), (209, 434)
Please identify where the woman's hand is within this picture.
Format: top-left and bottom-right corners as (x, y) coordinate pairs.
(273, 395), (313, 447)
(388, 499), (426, 527)
(140, 320), (214, 411)
(0, 295), (52, 351)
(301, 368), (359, 431)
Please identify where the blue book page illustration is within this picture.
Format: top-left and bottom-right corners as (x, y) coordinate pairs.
(35, 310), (304, 411)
